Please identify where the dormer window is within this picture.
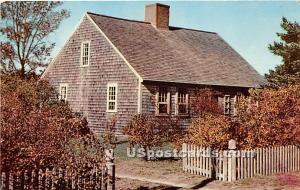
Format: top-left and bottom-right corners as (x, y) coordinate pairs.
(80, 41), (90, 66)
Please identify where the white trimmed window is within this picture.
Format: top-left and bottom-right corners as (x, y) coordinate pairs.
(176, 88), (189, 115)
(156, 87), (170, 115)
(224, 95), (231, 116)
(107, 83), (117, 112)
(80, 41), (90, 66)
(224, 94), (240, 116)
(59, 84), (68, 102)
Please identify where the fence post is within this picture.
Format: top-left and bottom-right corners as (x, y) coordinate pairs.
(1, 172), (6, 189)
(105, 149), (115, 190)
(228, 139), (237, 182)
(182, 143), (187, 172)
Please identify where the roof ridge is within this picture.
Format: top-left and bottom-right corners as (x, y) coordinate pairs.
(87, 12), (150, 24)
(87, 11), (217, 34)
(169, 26), (217, 34)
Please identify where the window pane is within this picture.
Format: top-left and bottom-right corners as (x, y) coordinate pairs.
(179, 104), (187, 114)
(159, 104), (167, 114)
(159, 87), (167, 103)
(109, 102), (115, 110)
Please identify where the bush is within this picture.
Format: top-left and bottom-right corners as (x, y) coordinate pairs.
(187, 114), (232, 150)
(234, 85), (300, 148)
(187, 85), (300, 149)
(0, 75), (103, 174)
(124, 114), (183, 160)
(187, 88), (231, 149)
(190, 88), (223, 116)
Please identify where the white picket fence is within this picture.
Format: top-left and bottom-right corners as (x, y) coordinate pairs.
(182, 141), (300, 182)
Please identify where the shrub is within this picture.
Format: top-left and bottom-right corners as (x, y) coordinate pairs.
(187, 114), (232, 150)
(190, 88), (223, 116)
(0, 75), (103, 174)
(124, 114), (183, 160)
(187, 85), (300, 149)
(234, 85), (300, 148)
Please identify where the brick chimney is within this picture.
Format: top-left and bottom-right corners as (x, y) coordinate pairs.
(145, 3), (170, 29)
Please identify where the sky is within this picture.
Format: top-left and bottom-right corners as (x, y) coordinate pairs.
(49, 1), (300, 75)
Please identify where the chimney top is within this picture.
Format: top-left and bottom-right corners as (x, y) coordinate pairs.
(146, 3), (170, 8)
(145, 3), (170, 29)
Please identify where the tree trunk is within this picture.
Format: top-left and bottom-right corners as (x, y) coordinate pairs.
(20, 60), (26, 79)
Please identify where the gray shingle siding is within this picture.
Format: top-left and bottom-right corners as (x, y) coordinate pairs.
(43, 16), (139, 134)
(141, 82), (249, 128)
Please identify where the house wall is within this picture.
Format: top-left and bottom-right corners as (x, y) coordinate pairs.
(42, 16), (139, 134)
(141, 82), (248, 128)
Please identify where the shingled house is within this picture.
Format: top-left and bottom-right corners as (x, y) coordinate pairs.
(42, 3), (264, 133)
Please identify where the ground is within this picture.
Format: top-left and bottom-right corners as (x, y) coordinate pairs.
(114, 142), (300, 190)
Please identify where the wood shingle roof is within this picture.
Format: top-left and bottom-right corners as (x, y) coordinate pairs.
(88, 12), (265, 88)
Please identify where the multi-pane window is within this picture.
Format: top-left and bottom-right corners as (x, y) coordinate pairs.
(157, 87), (169, 114)
(107, 83), (117, 112)
(177, 88), (188, 115)
(59, 84), (68, 102)
(81, 42), (90, 66)
(224, 95), (231, 116)
(224, 94), (240, 116)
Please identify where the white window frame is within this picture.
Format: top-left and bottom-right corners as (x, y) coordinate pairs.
(175, 88), (189, 115)
(224, 95), (231, 116)
(80, 41), (90, 67)
(59, 83), (68, 102)
(106, 83), (118, 112)
(156, 87), (170, 115)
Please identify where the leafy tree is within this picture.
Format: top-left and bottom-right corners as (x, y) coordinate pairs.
(266, 17), (300, 88)
(0, 2), (69, 79)
(0, 75), (104, 174)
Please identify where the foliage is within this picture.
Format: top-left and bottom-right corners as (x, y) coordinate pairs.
(187, 114), (232, 150)
(190, 88), (223, 116)
(186, 88), (231, 149)
(234, 85), (300, 148)
(124, 114), (183, 159)
(0, 1), (69, 78)
(266, 17), (300, 88)
(0, 74), (104, 174)
(101, 118), (118, 150)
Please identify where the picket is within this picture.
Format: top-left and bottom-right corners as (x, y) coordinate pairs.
(1, 150), (115, 190)
(182, 142), (300, 182)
